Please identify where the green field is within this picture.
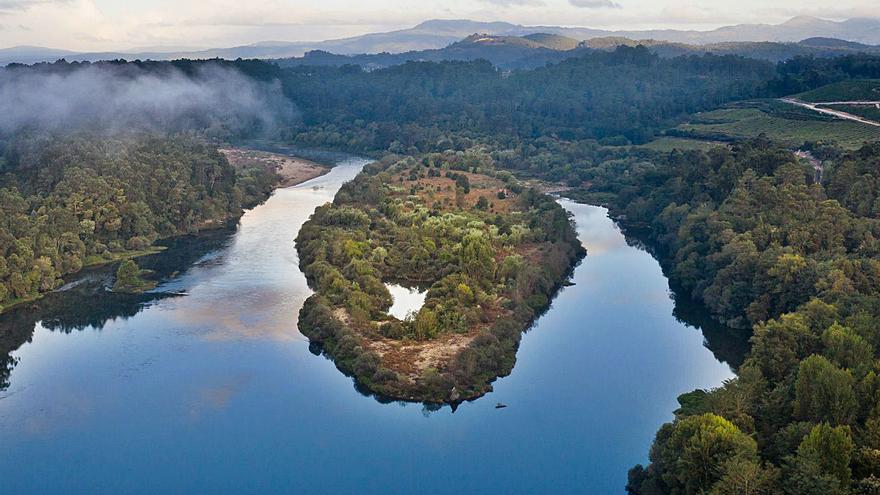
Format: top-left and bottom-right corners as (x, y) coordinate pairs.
(676, 102), (880, 149)
(795, 80), (880, 102)
(637, 136), (726, 152)
(824, 104), (880, 122)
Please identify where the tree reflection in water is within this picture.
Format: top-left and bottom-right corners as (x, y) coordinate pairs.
(0, 228), (234, 392)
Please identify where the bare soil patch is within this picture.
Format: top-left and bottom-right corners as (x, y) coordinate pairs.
(220, 147), (330, 187)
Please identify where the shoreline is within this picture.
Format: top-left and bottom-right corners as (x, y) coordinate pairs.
(296, 158), (586, 405)
(0, 147), (333, 317)
(0, 246), (168, 316)
(220, 147), (332, 188)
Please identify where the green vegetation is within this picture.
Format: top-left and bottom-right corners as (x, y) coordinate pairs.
(112, 260), (155, 293)
(0, 134), (278, 314)
(824, 104), (880, 123)
(284, 46), (778, 148)
(82, 246), (166, 268)
(637, 137), (727, 153)
(296, 151), (583, 402)
(6, 50), (880, 488)
(797, 80), (880, 103)
(615, 141), (880, 494)
(676, 102), (879, 149)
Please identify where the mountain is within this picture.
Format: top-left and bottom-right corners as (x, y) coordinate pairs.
(2, 17), (880, 67)
(277, 33), (581, 71)
(0, 46), (77, 65)
(398, 17), (880, 47)
(274, 33), (880, 71)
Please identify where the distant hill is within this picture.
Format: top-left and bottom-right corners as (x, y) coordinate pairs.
(277, 33), (582, 71)
(619, 38), (880, 62)
(2, 16), (880, 66)
(521, 33), (581, 51)
(273, 33), (880, 71)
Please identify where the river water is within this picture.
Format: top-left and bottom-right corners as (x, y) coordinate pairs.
(0, 152), (743, 494)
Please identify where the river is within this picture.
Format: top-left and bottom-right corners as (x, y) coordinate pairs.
(0, 152), (743, 494)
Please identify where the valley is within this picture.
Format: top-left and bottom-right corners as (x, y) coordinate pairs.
(1, 11), (880, 493)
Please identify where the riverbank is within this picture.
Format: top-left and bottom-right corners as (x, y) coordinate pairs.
(220, 147), (331, 187)
(0, 151), (738, 494)
(0, 145), (331, 317)
(0, 246), (169, 315)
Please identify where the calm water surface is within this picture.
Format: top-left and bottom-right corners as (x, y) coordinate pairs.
(0, 153), (741, 494)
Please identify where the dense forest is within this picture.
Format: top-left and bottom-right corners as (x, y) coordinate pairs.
(296, 150), (583, 402)
(619, 142), (880, 494)
(278, 49), (880, 151)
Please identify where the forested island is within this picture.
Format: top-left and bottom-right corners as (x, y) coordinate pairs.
(296, 151), (583, 402)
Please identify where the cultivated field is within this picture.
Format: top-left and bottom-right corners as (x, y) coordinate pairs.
(676, 102), (880, 149)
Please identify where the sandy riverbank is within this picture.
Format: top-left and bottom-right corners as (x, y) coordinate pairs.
(220, 147), (330, 187)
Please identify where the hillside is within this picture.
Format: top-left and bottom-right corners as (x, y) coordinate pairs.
(277, 33), (585, 70)
(673, 100), (880, 149)
(796, 80), (880, 102)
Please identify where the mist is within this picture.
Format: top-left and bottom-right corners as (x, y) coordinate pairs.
(0, 62), (297, 137)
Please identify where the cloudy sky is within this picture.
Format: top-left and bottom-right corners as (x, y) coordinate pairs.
(0, 0), (877, 51)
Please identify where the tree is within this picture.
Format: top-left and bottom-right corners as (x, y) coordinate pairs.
(113, 260), (145, 293)
(710, 458), (779, 495)
(413, 308), (439, 340)
(460, 232), (495, 282)
(455, 174), (470, 194)
(749, 314), (816, 383)
(822, 323), (873, 374)
(787, 423), (854, 494)
(794, 355), (857, 425)
(646, 413), (759, 495)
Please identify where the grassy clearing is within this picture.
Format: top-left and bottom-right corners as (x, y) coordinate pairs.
(676, 102), (880, 149)
(795, 80), (880, 102)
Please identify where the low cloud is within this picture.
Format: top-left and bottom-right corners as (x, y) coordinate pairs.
(0, 63), (297, 136)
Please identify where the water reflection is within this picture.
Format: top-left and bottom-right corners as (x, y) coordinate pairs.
(385, 283), (427, 320)
(0, 176), (750, 397)
(0, 229), (232, 393)
(600, 211), (752, 369)
(0, 156), (748, 495)
(0, 156), (368, 392)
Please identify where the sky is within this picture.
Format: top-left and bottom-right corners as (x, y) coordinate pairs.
(0, 0), (877, 51)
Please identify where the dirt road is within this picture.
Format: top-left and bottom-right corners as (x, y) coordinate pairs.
(780, 98), (880, 128)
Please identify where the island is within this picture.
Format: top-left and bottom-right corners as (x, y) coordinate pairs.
(296, 152), (585, 403)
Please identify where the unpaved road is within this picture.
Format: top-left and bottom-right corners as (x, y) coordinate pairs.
(780, 97), (880, 128)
